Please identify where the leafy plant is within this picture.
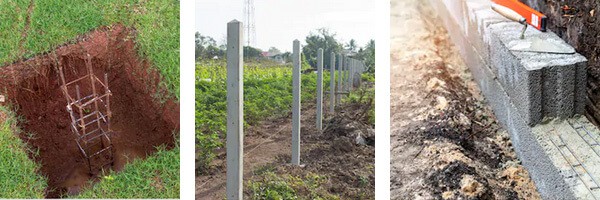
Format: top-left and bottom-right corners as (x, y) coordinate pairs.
(195, 59), (329, 171)
(248, 171), (338, 200)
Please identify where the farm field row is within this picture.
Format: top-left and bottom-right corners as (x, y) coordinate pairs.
(196, 60), (325, 171)
(196, 59), (375, 199)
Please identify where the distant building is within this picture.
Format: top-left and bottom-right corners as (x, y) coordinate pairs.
(262, 52), (286, 64)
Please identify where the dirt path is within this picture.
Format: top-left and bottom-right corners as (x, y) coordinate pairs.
(390, 0), (540, 199)
(196, 113), (292, 199)
(197, 93), (375, 199)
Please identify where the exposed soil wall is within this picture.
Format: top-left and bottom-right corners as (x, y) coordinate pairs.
(0, 25), (179, 198)
(522, 0), (600, 124)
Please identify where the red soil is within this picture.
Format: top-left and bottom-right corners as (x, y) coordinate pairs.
(0, 24), (179, 198)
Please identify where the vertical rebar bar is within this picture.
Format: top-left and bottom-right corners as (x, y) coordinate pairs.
(104, 73), (111, 131)
(86, 55), (102, 143)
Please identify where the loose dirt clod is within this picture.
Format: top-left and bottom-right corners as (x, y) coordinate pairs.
(460, 175), (485, 198)
(0, 24), (179, 198)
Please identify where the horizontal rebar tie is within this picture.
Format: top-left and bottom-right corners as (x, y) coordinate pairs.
(549, 128), (600, 199)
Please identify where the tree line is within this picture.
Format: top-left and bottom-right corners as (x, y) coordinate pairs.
(195, 29), (375, 72)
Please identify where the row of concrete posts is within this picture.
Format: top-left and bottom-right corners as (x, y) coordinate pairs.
(224, 20), (366, 199)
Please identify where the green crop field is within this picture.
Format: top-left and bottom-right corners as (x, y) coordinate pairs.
(196, 59), (331, 171)
(196, 58), (375, 199)
(0, 0), (179, 198)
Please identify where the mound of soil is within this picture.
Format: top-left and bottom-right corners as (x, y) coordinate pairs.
(0, 24), (179, 198)
(396, 60), (531, 199)
(522, 0), (600, 125)
(246, 100), (375, 199)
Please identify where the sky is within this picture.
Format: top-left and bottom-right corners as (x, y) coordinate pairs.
(196, 0), (376, 52)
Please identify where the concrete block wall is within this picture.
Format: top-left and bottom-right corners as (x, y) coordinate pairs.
(440, 0), (587, 126)
(488, 22), (587, 124)
(427, 0), (589, 198)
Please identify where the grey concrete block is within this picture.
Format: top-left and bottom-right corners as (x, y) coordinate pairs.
(488, 27), (543, 125)
(466, 4), (511, 67)
(532, 118), (600, 200)
(575, 62), (587, 114)
(487, 22), (587, 124)
(427, 0), (579, 198)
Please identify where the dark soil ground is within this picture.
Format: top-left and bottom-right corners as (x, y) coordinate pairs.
(197, 94), (374, 199)
(391, 0), (540, 199)
(522, 0), (600, 125)
(0, 24), (179, 198)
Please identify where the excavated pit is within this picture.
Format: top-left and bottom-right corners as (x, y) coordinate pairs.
(0, 25), (179, 198)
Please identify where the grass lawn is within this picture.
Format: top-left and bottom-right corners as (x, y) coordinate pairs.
(0, 0), (179, 198)
(73, 145), (180, 198)
(0, 107), (47, 198)
(0, 0), (180, 98)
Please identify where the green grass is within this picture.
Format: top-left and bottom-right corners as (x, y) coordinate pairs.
(0, 0), (180, 99)
(0, 107), (47, 198)
(73, 145), (180, 198)
(247, 169), (339, 200)
(0, 0), (29, 64)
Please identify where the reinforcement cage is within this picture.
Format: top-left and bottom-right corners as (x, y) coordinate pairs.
(58, 54), (114, 173)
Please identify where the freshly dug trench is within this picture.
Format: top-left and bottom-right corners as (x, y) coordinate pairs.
(0, 25), (179, 198)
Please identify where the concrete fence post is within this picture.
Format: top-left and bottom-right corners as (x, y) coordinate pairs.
(351, 59), (355, 89)
(350, 59), (354, 89)
(329, 52), (335, 114)
(353, 60), (357, 88)
(340, 55), (346, 94)
(316, 48), (323, 131)
(291, 40), (301, 165)
(353, 60), (356, 88)
(226, 20), (243, 200)
(337, 53), (343, 105)
(344, 56), (349, 92)
(345, 58), (349, 91)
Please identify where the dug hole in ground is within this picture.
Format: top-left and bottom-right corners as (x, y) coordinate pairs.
(0, 24), (179, 198)
(390, 0), (541, 199)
